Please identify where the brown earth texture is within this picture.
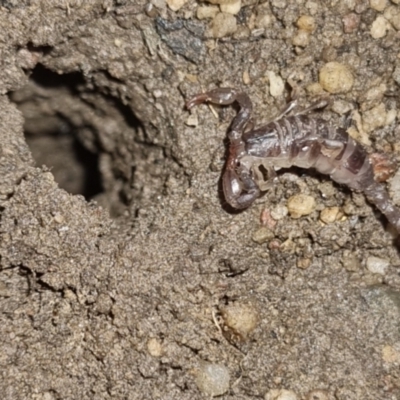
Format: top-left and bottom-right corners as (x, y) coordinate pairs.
(1, 1), (400, 399)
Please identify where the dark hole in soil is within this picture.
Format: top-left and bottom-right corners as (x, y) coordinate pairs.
(9, 64), (103, 200)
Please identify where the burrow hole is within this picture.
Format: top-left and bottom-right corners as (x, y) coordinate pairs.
(10, 64), (103, 200)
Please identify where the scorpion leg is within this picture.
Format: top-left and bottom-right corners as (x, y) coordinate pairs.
(186, 88), (260, 209)
(273, 97), (330, 121)
(292, 98), (331, 116)
(186, 88), (253, 140)
(273, 100), (298, 121)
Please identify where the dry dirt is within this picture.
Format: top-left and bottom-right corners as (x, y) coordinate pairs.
(1, 1), (400, 399)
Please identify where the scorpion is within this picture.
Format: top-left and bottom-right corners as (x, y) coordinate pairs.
(186, 87), (400, 233)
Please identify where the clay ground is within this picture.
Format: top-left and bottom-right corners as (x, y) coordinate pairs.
(1, 1), (400, 399)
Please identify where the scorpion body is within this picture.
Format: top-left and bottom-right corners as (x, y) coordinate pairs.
(186, 88), (400, 233)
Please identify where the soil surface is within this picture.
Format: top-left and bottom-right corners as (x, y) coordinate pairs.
(1, 1), (400, 399)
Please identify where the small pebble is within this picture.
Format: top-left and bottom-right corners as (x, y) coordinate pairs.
(342, 13), (360, 33)
(267, 71), (285, 98)
(384, 6), (400, 30)
(321, 46), (337, 62)
(256, 13), (273, 29)
(221, 301), (259, 339)
(243, 70), (251, 85)
(382, 344), (400, 363)
(270, 204), (289, 220)
(318, 181), (336, 199)
(270, 0), (287, 8)
(305, 1), (318, 15)
(265, 389), (298, 400)
(370, 0), (388, 12)
(166, 0), (187, 11)
(269, 239), (281, 249)
(152, 0), (166, 8)
(147, 338), (163, 357)
(362, 103), (387, 133)
(53, 213), (65, 223)
(16, 48), (41, 69)
(292, 30), (310, 47)
(212, 12), (237, 38)
(220, 0), (241, 14)
(320, 206), (341, 224)
(297, 257), (312, 269)
(260, 208), (277, 229)
(252, 227), (275, 244)
(331, 99), (353, 115)
(287, 194), (316, 219)
(185, 114), (198, 127)
(386, 109), (397, 125)
(366, 256), (390, 275)
(370, 16), (389, 39)
(341, 250), (361, 272)
(296, 15), (316, 32)
(348, 110), (371, 145)
(195, 363), (230, 396)
(319, 62), (354, 94)
(361, 83), (386, 109)
(197, 5), (219, 19)
(389, 169), (400, 206)
(306, 82), (324, 96)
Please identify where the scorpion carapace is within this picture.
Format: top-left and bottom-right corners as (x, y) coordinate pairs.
(186, 88), (400, 233)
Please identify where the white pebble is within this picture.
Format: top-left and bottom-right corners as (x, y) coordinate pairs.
(331, 99), (353, 115)
(320, 206), (341, 224)
(296, 15), (316, 32)
(292, 29), (310, 47)
(221, 301), (259, 339)
(252, 227), (275, 244)
(382, 344), (400, 363)
(319, 62), (354, 94)
(212, 12), (237, 38)
(166, 0), (187, 11)
(370, 16), (389, 39)
(366, 256), (390, 275)
(370, 0), (388, 12)
(362, 103), (387, 133)
(287, 194), (316, 219)
(147, 338), (163, 357)
(185, 114), (199, 127)
(195, 363), (230, 396)
(270, 204), (289, 220)
(265, 389), (298, 400)
(220, 0), (241, 15)
(267, 71), (285, 98)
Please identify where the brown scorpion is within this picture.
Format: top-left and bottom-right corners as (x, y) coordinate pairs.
(186, 88), (400, 233)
